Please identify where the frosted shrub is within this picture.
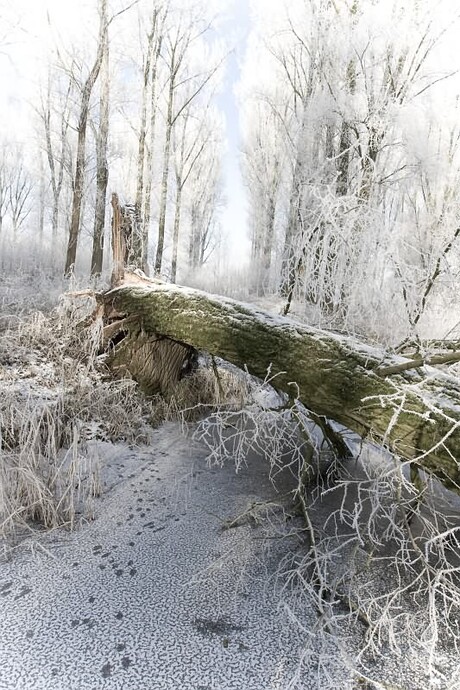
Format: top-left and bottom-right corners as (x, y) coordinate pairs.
(0, 295), (153, 538)
(194, 374), (460, 688)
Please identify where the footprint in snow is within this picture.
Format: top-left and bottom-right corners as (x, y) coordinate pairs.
(101, 662), (112, 678)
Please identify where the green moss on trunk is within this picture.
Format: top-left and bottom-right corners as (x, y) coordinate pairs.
(103, 283), (460, 492)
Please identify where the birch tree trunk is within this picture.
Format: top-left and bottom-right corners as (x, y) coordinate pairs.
(43, 71), (71, 243)
(90, 30), (110, 277)
(133, 9), (158, 269)
(154, 67), (175, 275)
(171, 177), (182, 283)
(110, 193), (124, 286)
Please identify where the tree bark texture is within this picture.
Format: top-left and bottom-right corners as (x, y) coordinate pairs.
(135, 12), (156, 222)
(101, 281), (460, 493)
(155, 72), (174, 275)
(110, 193), (124, 286)
(171, 178), (182, 283)
(91, 32), (110, 277)
(142, 30), (164, 274)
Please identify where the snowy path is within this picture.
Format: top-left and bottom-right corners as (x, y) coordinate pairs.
(0, 424), (324, 690)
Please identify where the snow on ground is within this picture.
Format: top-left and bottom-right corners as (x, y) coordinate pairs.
(0, 424), (330, 690)
(1, 422), (460, 689)
(2, 277), (460, 689)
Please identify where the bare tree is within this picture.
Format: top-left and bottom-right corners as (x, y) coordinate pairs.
(64, 0), (108, 276)
(63, 0), (139, 276)
(139, 7), (168, 273)
(131, 5), (164, 270)
(242, 0), (460, 334)
(0, 144), (10, 235)
(90, 19), (110, 277)
(40, 68), (73, 242)
(187, 142), (223, 271)
(242, 99), (286, 294)
(8, 152), (33, 234)
(154, 12), (223, 275)
(170, 99), (218, 282)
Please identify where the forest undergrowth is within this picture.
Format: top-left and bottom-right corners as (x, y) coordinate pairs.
(190, 376), (460, 689)
(1, 270), (460, 688)
(0, 271), (244, 544)
(0, 283), (149, 539)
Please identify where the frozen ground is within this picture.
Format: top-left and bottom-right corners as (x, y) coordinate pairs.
(2, 422), (459, 689)
(1, 273), (460, 690)
(0, 424), (328, 690)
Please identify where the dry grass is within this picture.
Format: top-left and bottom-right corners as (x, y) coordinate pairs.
(0, 292), (155, 539)
(0, 289), (249, 540)
(155, 358), (253, 425)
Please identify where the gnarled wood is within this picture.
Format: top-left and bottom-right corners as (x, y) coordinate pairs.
(100, 281), (460, 492)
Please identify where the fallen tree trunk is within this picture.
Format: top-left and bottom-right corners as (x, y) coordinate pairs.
(100, 281), (460, 492)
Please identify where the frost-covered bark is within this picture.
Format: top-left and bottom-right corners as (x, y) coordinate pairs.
(90, 29), (110, 277)
(141, 26), (164, 274)
(133, 6), (166, 271)
(102, 282), (460, 493)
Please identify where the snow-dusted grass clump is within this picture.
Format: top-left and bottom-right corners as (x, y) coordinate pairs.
(0, 283), (250, 540)
(158, 358), (254, 425)
(0, 291), (154, 538)
(0, 265), (69, 321)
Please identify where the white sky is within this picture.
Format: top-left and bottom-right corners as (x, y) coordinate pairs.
(215, 0), (252, 267)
